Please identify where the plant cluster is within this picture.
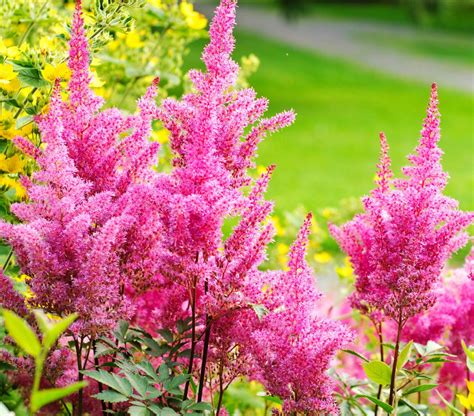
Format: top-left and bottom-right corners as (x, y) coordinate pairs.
(0, 0), (472, 415)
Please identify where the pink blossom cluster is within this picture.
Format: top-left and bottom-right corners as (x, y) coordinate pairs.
(247, 214), (352, 414)
(0, 0), (351, 413)
(330, 85), (474, 324)
(0, 1), (162, 337)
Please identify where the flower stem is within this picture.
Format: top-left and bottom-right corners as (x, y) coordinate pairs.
(215, 360), (224, 415)
(374, 321), (385, 416)
(183, 278), (197, 400)
(197, 315), (211, 402)
(388, 316), (403, 407)
(73, 337), (84, 416)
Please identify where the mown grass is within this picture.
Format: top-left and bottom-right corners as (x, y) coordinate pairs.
(355, 31), (474, 67)
(183, 31), (474, 215)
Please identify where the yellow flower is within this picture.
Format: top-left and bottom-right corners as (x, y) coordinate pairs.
(276, 243), (289, 255)
(467, 379), (474, 394)
(108, 39), (120, 52)
(269, 215), (285, 237)
(39, 36), (57, 51)
(0, 176), (27, 199)
(457, 393), (474, 410)
(148, 0), (163, 8)
(321, 207), (336, 219)
(90, 68), (105, 88)
(42, 62), (71, 83)
(0, 110), (18, 139)
(125, 31), (145, 49)
(241, 54), (260, 72)
(0, 63), (17, 85)
(336, 257), (354, 279)
(1, 77), (20, 93)
(180, 1), (207, 30)
(0, 39), (20, 59)
(314, 251), (333, 264)
(0, 154), (27, 174)
(14, 274), (31, 283)
(151, 128), (170, 144)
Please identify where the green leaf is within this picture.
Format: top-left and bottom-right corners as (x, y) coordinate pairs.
(93, 390), (129, 403)
(362, 360), (392, 385)
(186, 402), (212, 411)
(342, 349), (369, 363)
(124, 372), (148, 398)
(18, 68), (48, 88)
(161, 408), (179, 416)
(436, 391), (463, 416)
(137, 360), (159, 381)
(157, 328), (173, 343)
(158, 363), (169, 381)
(42, 313), (77, 351)
(461, 340), (474, 372)
(397, 341), (413, 371)
(425, 341), (443, 355)
(31, 382), (87, 412)
(355, 395), (393, 413)
(128, 405), (150, 416)
(82, 369), (132, 396)
(403, 383), (438, 396)
(2, 309), (41, 357)
(462, 340), (474, 360)
(250, 303), (269, 321)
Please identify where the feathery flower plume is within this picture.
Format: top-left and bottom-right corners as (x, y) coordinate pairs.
(139, 1), (349, 412)
(248, 214), (352, 414)
(330, 83), (474, 324)
(0, 2), (161, 337)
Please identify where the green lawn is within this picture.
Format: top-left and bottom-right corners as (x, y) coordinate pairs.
(355, 31), (474, 67)
(183, 31), (474, 214)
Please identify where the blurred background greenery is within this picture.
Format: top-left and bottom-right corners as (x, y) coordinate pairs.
(193, 0), (473, 216)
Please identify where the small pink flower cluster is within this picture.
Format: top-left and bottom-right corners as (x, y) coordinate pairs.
(330, 85), (474, 324)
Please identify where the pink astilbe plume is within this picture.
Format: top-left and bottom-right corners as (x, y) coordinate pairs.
(130, 1), (350, 412)
(0, 1), (161, 337)
(248, 215), (352, 415)
(330, 84), (474, 325)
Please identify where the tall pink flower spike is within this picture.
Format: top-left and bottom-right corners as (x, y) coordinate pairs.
(143, 0), (350, 412)
(0, 0), (162, 337)
(330, 83), (474, 325)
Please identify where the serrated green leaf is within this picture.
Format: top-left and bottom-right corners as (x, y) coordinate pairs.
(93, 390), (129, 403)
(31, 382), (87, 412)
(397, 341), (413, 372)
(124, 372), (148, 398)
(362, 360), (392, 385)
(82, 369), (131, 396)
(355, 394), (393, 413)
(128, 404), (150, 416)
(403, 383), (438, 396)
(2, 309), (41, 357)
(161, 408), (179, 416)
(158, 363), (169, 381)
(137, 360), (159, 381)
